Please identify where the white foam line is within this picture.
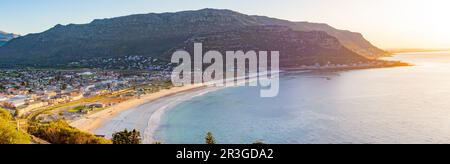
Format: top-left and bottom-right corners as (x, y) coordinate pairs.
(142, 87), (222, 144)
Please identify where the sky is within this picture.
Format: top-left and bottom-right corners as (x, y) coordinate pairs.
(1, 0), (450, 49)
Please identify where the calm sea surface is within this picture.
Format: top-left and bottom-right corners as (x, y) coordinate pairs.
(153, 52), (450, 144)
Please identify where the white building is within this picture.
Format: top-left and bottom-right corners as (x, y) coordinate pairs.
(3, 95), (27, 108)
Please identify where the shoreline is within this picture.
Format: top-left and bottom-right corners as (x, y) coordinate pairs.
(70, 60), (409, 142)
(282, 62), (411, 73)
(69, 84), (206, 133)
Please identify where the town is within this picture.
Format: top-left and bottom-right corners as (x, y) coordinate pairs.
(0, 68), (173, 122)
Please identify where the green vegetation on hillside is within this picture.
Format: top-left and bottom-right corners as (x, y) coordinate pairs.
(28, 120), (111, 144)
(0, 108), (31, 144)
(0, 108), (12, 120)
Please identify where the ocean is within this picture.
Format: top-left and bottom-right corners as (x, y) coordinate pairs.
(153, 51), (450, 144)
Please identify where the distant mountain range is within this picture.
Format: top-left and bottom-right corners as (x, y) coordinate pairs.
(0, 9), (387, 67)
(0, 31), (19, 47)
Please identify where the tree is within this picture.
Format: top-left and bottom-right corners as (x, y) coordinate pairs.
(112, 129), (142, 144)
(0, 84), (5, 91)
(20, 81), (28, 86)
(253, 140), (265, 144)
(205, 132), (216, 144)
(152, 141), (163, 144)
(61, 83), (68, 90)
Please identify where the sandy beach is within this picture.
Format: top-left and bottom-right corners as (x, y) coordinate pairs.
(69, 84), (206, 133)
(69, 71), (270, 143)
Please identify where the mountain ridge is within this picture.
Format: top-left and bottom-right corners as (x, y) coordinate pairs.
(0, 31), (19, 46)
(0, 8), (384, 67)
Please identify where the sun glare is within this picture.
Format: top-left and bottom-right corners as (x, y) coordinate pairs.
(357, 0), (450, 49)
(427, 2), (450, 48)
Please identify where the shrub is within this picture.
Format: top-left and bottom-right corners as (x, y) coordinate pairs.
(28, 120), (111, 144)
(0, 108), (12, 120)
(0, 108), (30, 144)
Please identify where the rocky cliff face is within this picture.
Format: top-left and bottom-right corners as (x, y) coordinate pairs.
(176, 26), (368, 68)
(0, 9), (378, 67)
(249, 15), (389, 58)
(288, 22), (389, 58)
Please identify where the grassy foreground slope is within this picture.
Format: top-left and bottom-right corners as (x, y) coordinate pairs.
(0, 108), (31, 144)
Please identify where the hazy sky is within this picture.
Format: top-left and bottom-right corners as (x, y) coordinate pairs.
(1, 0), (449, 49)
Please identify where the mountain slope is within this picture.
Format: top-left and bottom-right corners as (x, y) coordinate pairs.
(175, 26), (369, 68)
(0, 9), (379, 67)
(289, 22), (388, 58)
(0, 31), (19, 46)
(249, 15), (388, 58)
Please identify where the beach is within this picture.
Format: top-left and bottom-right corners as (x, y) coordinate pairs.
(69, 71), (268, 143)
(69, 84), (206, 134)
(69, 65), (407, 143)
